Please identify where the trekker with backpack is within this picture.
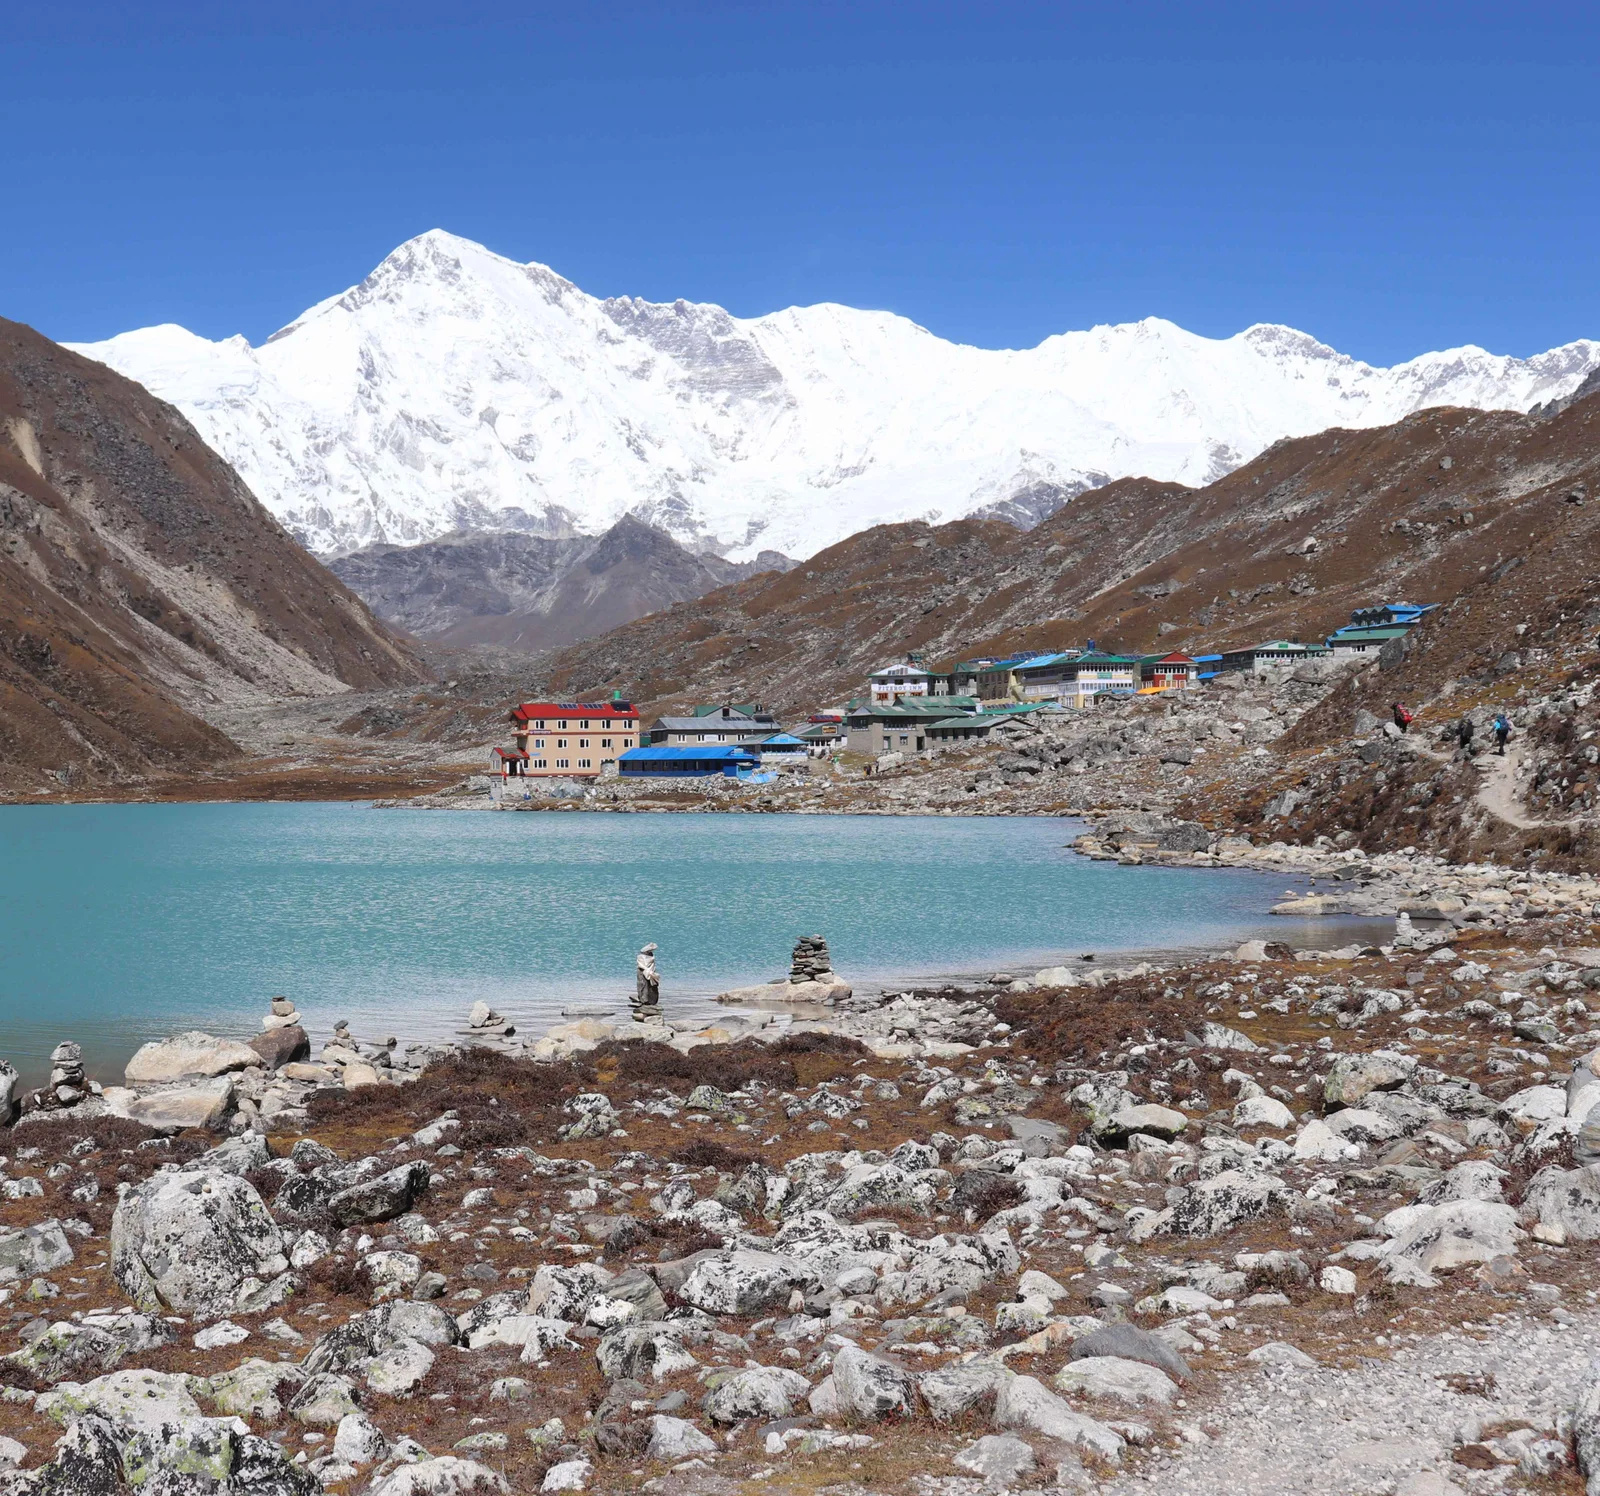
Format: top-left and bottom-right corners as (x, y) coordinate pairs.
(1392, 702), (1415, 734)
(1457, 715), (1475, 756)
(1494, 713), (1512, 755)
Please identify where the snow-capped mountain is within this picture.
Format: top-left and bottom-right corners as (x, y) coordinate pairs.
(68, 230), (1600, 561)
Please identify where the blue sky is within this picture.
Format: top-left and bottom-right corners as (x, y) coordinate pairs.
(6, 2), (1598, 363)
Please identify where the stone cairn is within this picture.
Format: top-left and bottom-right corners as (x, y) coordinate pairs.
(21, 1041), (92, 1116)
(48, 1042), (87, 1106)
(633, 942), (662, 1023)
(263, 995), (300, 1031)
(790, 934), (835, 984)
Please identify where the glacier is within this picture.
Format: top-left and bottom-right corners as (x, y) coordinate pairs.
(67, 229), (1600, 561)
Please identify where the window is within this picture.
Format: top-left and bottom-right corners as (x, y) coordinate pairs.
(559, 720), (569, 730)
(557, 738), (567, 748)
(556, 758), (569, 769)
(579, 738), (589, 748)
(578, 758), (592, 769)
(534, 738), (545, 749)
(531, 758), (546, 768)
(601, 738), (612, 748)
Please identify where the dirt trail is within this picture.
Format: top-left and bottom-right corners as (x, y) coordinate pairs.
(1413, 734), (1584, 832)
(1094, 1306), (1595, 1496)
(1475, 744), (1547, 830)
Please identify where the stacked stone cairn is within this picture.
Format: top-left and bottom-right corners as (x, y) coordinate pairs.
(21, 1042), (94, 1116)
(262, 994), (300, 1030)
(790, 934), (835, 984)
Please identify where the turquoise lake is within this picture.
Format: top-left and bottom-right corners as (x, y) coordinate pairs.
(0, 804), (1375, 1084)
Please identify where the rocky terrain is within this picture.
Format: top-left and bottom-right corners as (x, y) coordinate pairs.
(0, 317), (425, 799)
(328, 519), (792, 653)
(6, 901), (1600, 1493)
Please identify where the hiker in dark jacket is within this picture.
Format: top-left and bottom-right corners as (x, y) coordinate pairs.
(1457, 715), (1475, 756)
(1494, 713), (1512, 755)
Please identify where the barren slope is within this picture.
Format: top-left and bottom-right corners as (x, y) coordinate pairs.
(0, 317), (425, 796)
(524, 391), (1600, 717)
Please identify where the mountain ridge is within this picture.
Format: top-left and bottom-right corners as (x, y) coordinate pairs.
(0, 315), (424, 796)
(328, 516), (792, 651)
(67, 230), (1600, 561)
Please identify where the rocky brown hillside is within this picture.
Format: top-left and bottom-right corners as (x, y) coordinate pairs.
(524, 387), (1600, 719)
(0, 317), (424, 797)
(329, 516), (792, 652)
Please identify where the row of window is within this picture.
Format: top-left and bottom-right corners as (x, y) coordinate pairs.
(525, 719), (637, 731)
(527, 737), (634, 750)
(530, 758), (597, 770)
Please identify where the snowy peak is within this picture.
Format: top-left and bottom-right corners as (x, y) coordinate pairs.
(67, 232), (1600, 560)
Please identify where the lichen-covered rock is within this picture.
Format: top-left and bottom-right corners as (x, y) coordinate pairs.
(1520, 1164), (1600, 1242)
(1094, 1103), (1189, 1145)
(831, 1343), (914, 1420)
(207, 1358), (307, 1422)
(111, 1169), (288, 1317)
(1323, 1051), (1415, 1110)
(877, 1227), (1019, 1304)
(1054, 1355), (1179, 1406)
(24, 1416), (127, 1496)
(992, 1374), (1124, 1462)
(0, 1219), (75, 1283)
(1384, 1200), (1522, 1285)
(327, 1161), (431, 1226)
(368, 1455), (509, 1495)
(704, 1365), (811, 1423)
(1168, 1170), (1296, 1237)
(679, 1251), (797, 1316)
(303, 1301), (459, 1376)
(595, 1323), (698, 1382)
(4, 1322), (128, 1384)
(38, 1369), (207, 1432)
(824, 1163), (938, 1219)
(919, 1361), (1012, 1422)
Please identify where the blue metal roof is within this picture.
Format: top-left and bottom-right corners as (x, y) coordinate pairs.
(619, 745), (758, 762)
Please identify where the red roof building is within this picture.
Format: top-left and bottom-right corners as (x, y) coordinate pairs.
(504, 698), (640, 777)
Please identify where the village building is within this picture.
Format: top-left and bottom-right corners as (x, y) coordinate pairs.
(1325, 602), (1437, 657)
(844, 699), (978, 756)
(751, 732), (812, 763)
(1218, 639), (1332, 673)
(1349, 602), (1437, 628)
(617, 745), (760, 778)
(868, 656), (958, 703)
(1325, 624), (1412, 658)
(1138, 651), (1199, 691)
(1006, 651), (1141, 707)
(506, 696), (640, 777)
(646, 704), (778, 746)
(952, 651), (1074, 703)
